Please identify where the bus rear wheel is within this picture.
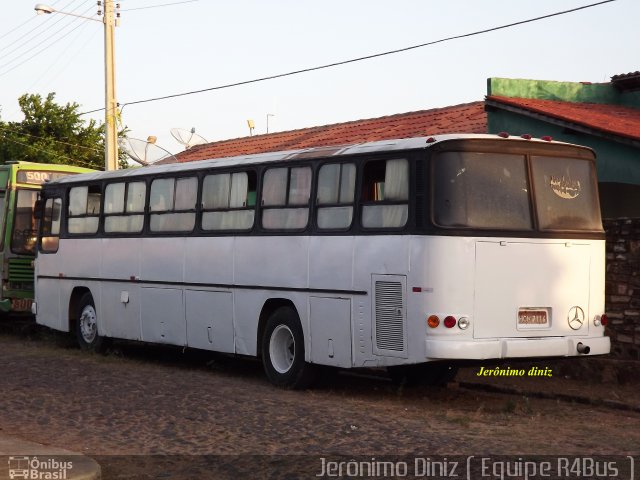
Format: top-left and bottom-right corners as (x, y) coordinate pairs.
(75, 292), (108, 352)
(261, 306), (316, 389)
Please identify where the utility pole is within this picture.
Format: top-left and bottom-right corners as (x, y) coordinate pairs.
(103, 0), (119, 171)
(35, 1), (120, 171)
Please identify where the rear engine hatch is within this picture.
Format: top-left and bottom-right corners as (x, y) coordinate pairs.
(473, 240), (590, 339)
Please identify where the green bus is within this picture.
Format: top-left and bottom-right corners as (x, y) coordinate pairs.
(0, 162), (93, 316)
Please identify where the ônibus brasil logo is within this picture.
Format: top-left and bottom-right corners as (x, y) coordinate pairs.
(7, 456), (73, 480)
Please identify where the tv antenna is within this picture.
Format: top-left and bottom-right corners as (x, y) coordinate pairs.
(170, 127), (208, 150)
(119, 136), (177, 166)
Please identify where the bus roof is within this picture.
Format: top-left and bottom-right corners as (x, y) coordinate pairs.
(1, 161), (92, 170)
(0, 162), (94, 187)
(47, 134), (590, 185)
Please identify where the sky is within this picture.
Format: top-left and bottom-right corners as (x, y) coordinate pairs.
(0, 0), (637, 161)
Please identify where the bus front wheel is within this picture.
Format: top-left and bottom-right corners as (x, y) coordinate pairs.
(261, 307), (316, 389)
(75, 292), (108, 352)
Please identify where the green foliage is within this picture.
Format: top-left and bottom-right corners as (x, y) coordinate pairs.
(0, 92), (128, 170)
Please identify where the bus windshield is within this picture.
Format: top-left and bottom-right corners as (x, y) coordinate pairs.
(433, 151), (602, 232)
(11, 189), (39, 255)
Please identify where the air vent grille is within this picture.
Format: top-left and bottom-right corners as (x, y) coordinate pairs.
(374, 280), (405, 352)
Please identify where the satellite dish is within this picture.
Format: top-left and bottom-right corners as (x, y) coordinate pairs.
(170, 127), (208, 150)
(119, 136), (177, 166)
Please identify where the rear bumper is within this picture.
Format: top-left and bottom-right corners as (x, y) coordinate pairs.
(425, 336), (610, 360)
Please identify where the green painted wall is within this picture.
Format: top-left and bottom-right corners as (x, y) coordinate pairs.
(623, 91), (640, 108)
(488, 77), (640, 108)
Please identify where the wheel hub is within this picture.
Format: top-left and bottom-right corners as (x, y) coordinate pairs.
(79, 305), (97, 343)
(269, 325), (295, 374)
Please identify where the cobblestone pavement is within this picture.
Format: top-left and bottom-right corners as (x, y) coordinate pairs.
(0, 327), (639, 478)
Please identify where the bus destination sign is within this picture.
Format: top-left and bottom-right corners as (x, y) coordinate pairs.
(16, 170), (74, 185)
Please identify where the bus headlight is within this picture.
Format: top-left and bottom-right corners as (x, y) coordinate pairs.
(458, 317), (470, 330)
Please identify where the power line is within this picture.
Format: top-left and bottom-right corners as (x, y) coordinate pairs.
(120, 0), (199, 12)
(0, 4), (98, 78)
(0, 0), (89, 56)
(0, 1), (96, 79)
(0, 124), (102, 153)
(24, 20), (98, 93)
(0, 15), (37, 43)
(0, 133), (102, 170)
(81, 0), (616, 115)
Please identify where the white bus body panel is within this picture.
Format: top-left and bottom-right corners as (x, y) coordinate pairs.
(422, 237), (608, 360)
(34, 234), (608, 367)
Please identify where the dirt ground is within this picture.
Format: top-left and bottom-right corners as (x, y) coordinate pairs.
(0, 324), (638, 479)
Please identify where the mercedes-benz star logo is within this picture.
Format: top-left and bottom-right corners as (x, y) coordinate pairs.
(567, 306), (585, 330)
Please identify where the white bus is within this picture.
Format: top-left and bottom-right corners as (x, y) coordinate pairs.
(33, 134), (610, 388)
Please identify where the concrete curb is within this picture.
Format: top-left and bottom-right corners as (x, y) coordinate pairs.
(0, 434), (100, 480)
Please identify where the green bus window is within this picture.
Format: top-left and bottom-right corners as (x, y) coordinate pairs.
(11, 189), (39, 254)
(0, 193), (5, 250)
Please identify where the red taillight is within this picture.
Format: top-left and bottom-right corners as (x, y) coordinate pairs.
(600, 314), (608, 326)
(426, 137), (436, 143)
(498, 131), (509, 138)
(520, 134), (532, 140)
(541, 135), (553, 142)
(444, 316), (456, 328)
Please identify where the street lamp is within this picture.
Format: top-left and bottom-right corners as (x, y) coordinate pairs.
(34, 2), (120, 171)
(266, 113), (275, 134)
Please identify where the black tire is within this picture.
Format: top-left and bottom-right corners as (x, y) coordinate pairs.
(75, 292), (108, 352)
(261, 306), (317, 389)
(388, 363), (458, 387)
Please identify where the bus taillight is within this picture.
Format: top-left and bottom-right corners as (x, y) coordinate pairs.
(444, 316), (456, 328)
(598, 314), (609, 327)
(427, 315), (440, 328)
(458, 317), (470, 330)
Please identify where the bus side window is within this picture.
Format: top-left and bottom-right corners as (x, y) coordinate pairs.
(68, 185), (101, 234)
(361, 158), (409, 229)
(261, 166), (311, 230)
(41, 198), (62, 253)
(202, 171), (256, 231)
(104, 181), (146, 233)
(316, 162), (356, 230)
(149, 177), (197, 232)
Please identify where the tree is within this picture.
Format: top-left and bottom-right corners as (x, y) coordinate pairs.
(0, 92), (128, 170)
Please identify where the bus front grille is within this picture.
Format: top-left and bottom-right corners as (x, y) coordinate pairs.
(8, 258), (35, 284)
(374, 279), (407, 355)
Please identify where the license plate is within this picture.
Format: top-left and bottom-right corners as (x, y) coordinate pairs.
(518, 308), (548, 326)
(11, 298), (33, 312)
